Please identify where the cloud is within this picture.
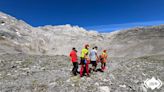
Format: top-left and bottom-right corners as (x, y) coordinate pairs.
(86, 21), (164, 32)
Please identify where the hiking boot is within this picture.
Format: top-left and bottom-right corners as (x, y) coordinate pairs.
(77, 71), (80, 74)
(74, 73), (77, 76)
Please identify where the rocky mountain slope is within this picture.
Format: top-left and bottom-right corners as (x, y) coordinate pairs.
(1, 12), (164, 58)
(107, 26), (164, 57)
(0, 12), (164, 92)
(0, 12), (104, 55)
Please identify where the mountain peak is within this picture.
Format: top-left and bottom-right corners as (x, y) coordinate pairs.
(0, 11), (164, 58)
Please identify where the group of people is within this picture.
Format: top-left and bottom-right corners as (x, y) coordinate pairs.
(69, 44), (108, 77)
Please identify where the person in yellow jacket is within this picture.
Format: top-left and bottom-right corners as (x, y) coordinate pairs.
(80, 44), (90, 77)
(100, 50), (108, 71)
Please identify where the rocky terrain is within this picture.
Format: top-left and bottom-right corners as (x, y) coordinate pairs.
(0, 12), (164, 92)
(0, 54), (163, 92)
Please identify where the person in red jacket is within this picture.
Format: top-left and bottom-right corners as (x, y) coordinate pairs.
(69, 47), (78, 76)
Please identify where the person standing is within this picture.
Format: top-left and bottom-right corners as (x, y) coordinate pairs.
(80, 44), (90, 77)
(100, 50), (108, 71)
(69, 47), (78, 76)
(89, 46), (99, 72)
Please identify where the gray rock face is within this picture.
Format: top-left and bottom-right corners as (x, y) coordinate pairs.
(108, 26), (164, 58)
(0, 12), (164, 92)
(0, 12), (104, 56)
(1, 12), (164, 58)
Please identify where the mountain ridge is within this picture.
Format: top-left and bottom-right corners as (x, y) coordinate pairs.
(0, 11), (164, 58)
